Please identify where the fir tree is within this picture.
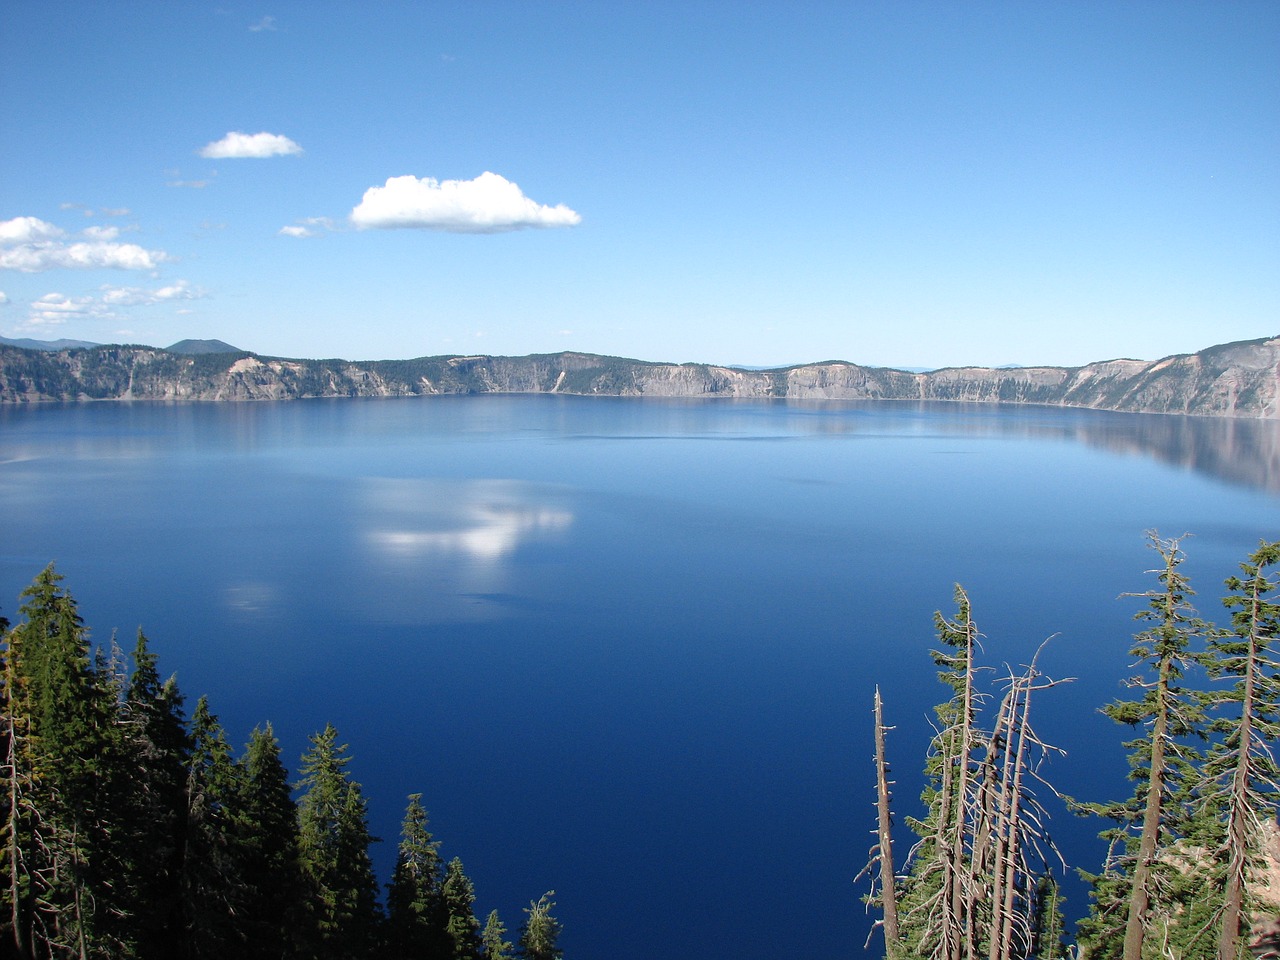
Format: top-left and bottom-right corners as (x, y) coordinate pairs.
(1, 564), (127, 958)
(180, 696), (247, 958)
(237, 723), (302, 960)
(1200, 540), (1280, 960)
(1076, 533), (1214, 960)
(386, 793), (447, 960)
(517, 893), (562, 960)
(296, 723), (382, 960)
(442, 857), (483, 960)
(482, 910), (515, 960)
(118, 629), (190, 960)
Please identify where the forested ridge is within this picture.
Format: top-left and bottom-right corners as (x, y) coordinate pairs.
(862, 535), (1280, 960)
(0, 566), (562, 960)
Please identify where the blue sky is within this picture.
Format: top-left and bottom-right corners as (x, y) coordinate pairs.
(1, 2), (1276, 369)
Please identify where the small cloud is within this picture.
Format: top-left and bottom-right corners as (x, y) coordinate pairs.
(168, 179), (211, 189)
(0, 217), (170, 273)
(350, 172), (581, 233)
(199, 131), (302, 159)
(278, 216), (336, 238)
(100, 207), (131, 217)
(100, 279), (205, 306)
(0, 291), (8, 304)
(82, 225), (120, 241)
(248, 15), (277, 31)
(27, 292), (98, 325)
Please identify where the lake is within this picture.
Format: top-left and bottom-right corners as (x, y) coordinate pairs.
(1, 395), (1277, 958)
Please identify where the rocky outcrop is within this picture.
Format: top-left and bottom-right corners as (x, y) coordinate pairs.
(1, 336), (1278, 418)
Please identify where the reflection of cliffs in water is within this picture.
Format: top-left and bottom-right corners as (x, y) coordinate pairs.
(1068, 412), (1280, 494)
(1, 335), (1278, 420)
(902, 402), (1280, 494)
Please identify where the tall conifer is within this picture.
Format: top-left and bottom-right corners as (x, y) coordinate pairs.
(386, 793), (447, 959)
(296, 723), (381, 959)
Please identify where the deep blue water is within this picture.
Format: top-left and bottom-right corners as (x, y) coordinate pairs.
(1, 395), (1277, 958)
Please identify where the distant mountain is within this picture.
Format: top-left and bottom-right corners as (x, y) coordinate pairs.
(0, 336), (101, 351)
(166, 339), (243, 355)
(0, 335), (1277, 418)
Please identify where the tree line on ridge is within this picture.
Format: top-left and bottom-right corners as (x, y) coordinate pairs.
(0, 564), (562, 960)
(861, 533), (1280, 960)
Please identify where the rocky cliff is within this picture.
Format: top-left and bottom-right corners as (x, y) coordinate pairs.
(1, 336), (1277, 418)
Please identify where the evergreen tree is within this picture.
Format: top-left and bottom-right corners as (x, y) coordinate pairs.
(237, 724), (302, 960)
(386, 793), (447, 959)
(0, 564), (127, 958)
(482, 910), (514, 960)
(517, 893), (562, 960)
(1200, 540), (1280, 960)
(898, 585), (986, 959)
(442, 857), (483, 960)
(1076, 534), (1215, 960)
(180, 696), (247, 958)
(118, 629), (190, 960)
(296, 723), (381, 960)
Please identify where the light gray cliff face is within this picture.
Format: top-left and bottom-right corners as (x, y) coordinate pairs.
(1, 336), (1277, 418)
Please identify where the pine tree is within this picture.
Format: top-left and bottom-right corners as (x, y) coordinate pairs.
(1076, 533), (1214, 960)
(1200, 540), (1280, 960)
(118, 629), (190, 960)
(180, 696), (247, 958)
(237, 724), (302, 960)
(296, 723), (382, 960)
(442, 857), (483, 960)
(0, 564), (127, 958)
(482, 910), (514, 960)
(898, 585), (986, 960)
(517, 893), (562, 960)
(386, 793), (447, 960)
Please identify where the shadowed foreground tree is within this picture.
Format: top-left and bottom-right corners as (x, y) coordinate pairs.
(296, 724), (382, 960)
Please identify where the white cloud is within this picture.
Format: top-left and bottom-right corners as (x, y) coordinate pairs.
(100, 207), (130, 217)
(168, 179), (211, 189)
(279, 216), (336, 238)
(0, 291), (8, 304)
(27, 293), (98, 325)
(99, 279), (204, 306)
(249, 15), (277, 31)
(350, 172), (582, 233)
(0, 217), (170, 273)
(0, 217), (65, 244)
(199, 131), (302, 159)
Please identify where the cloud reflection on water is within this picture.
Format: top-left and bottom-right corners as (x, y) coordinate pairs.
(358, 477), (574, 623)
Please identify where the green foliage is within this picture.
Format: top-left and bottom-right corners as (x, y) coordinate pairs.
(0, 566), (554, 960)
(443, 857), (483, 960)
(386, 793), (447, 959)
(296, 724), (383, 959)
(482, 909), (515, 960)
(237, 724), (303, 959)
(518, 893), (563, 960)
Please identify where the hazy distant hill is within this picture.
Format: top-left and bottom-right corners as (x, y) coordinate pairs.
(0, 336), (101, 351)
(166, 339), (243, 355)
(0, 335), (1277, 418)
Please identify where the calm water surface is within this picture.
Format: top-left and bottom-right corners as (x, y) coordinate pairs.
(1, 396), (1278, 958)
